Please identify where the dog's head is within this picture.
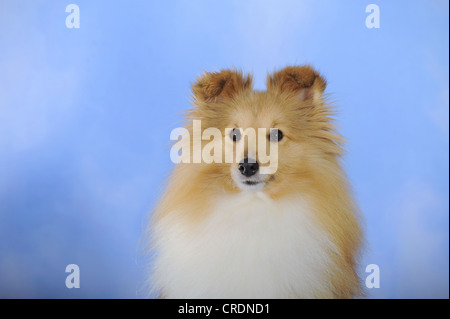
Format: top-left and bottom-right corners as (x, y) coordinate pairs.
(185, 66), (342, 197)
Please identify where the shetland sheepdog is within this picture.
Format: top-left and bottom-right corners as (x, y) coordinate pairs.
(148, 66), (363, 298)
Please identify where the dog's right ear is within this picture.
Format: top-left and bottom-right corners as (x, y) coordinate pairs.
(267, 66), (326, 102)
(192, 69), (253, 102)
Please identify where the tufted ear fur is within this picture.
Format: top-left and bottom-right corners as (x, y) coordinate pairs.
(192, 69), (253, 102)
(267, 66), (327, 101)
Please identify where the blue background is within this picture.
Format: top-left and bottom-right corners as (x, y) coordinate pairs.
(0, 0), (448, 298)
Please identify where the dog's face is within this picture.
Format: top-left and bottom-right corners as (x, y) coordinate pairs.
(188, 66), (342, 198)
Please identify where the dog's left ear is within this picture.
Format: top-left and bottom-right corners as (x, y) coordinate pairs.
(267, 66), (326, 102)
(192, 69), (253, 102)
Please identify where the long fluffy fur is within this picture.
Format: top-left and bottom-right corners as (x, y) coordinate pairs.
(148, 66), (363, 298)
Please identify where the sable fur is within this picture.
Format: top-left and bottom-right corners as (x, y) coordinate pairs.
(148, 65), (363, 298)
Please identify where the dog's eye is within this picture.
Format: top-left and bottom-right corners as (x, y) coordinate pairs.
(269, 129), (283, 142)
(230, 128), (241, 142)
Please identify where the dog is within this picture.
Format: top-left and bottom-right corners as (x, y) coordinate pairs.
(148, 66), (363, 298)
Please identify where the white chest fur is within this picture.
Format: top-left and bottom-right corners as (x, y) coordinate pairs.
(151, 192), (337, 298)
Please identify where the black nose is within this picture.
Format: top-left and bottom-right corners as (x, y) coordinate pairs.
(238, 158), (259, 177)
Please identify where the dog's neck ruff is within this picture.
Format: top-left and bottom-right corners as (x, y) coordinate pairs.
(152, 191), (337, 298)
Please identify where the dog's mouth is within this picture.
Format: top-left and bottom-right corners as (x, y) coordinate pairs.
(230, 165), (275, 191)
(237, 175), (275, 191)
(243, 180), (261, 186)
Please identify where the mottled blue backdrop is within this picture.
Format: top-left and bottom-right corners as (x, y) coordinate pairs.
(0, 0), (448, 298)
